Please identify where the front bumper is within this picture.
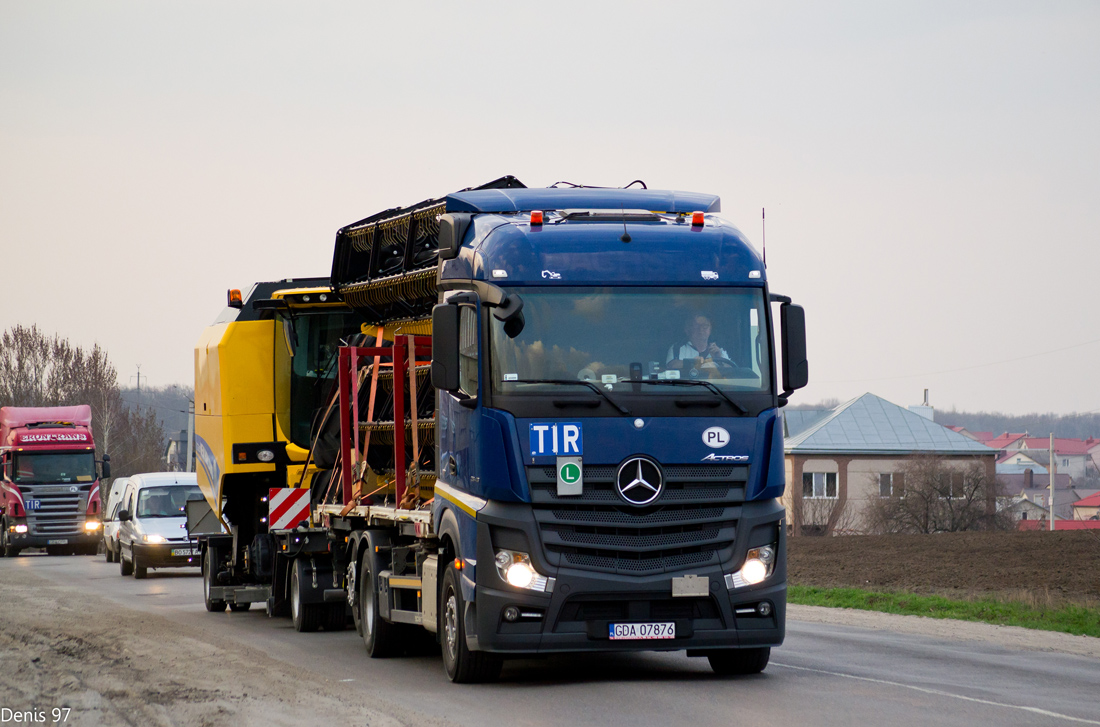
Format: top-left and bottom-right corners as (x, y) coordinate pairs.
(467, 498), (787, 655)
(134, 542), (201, 568)
(10, 530), (100, 549)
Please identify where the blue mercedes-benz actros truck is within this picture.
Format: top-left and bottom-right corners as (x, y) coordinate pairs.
(272, 177), (807, 683)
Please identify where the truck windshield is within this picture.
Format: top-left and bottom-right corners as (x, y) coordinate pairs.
(289, 311), (362, 448)
(490, 287), (771, 396)
(11, 452), (96, 484)
(136, 485), (203, 518)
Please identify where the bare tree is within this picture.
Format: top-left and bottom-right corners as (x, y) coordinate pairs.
(864, 456), (1012, 534)
(798, 497), (859, 536)
(0, 325), (165, 476)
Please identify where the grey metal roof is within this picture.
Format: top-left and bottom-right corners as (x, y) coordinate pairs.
(784, 393), (996, 456)
(783, 409), (832, 438)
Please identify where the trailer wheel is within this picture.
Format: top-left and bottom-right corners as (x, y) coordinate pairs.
(119, 545), (134, 576)
(360, 534), (402, 657)
(441, 563), (502, 683)
(291, 560), (322, 632)
(707, 647), (770, 676)
(203, 547), (227, 612)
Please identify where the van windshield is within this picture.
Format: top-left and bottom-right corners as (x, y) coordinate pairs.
(490, 287), (771, 395)
(136, 485), (203, 518)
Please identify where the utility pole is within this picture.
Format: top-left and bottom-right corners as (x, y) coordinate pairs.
(186, 400), (195, 473)
(1049, 433), (1056, 531)
(131, 364), (142, 394)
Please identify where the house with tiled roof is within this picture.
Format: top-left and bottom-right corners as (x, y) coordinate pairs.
(1004, 437), (1097, 479)
(783, 393), (997, 535)
(1073, 491), (1100, 520)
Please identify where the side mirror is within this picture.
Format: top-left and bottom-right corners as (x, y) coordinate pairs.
(117, 509), (131, 522)
(493, 294), (525, 338)
(101, 454), (111, 480)
(431, 303), (461, 392)
(780, 303), (809, 396)
(438, 213), (473, 261)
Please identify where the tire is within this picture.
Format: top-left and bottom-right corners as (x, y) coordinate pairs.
(323, 603), (347, 632)
(229, 602), (251, 612)
(203, 547), (227, 612)
(119, 545), (134, 576)
(133, 549), (148, 579)
(104, 541), (113, 562)
(440, 562), (502, 683)
(707, 647), (771, 676)
(360, 535), (402, 657)
(291, 561), (323, 632)
(1, 520), (18, 558)
(348, 557), (363, 636)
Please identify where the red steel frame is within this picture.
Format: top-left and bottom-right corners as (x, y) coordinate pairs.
(337, 336), (432, 509)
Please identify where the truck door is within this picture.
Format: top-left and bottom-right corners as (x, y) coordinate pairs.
(438, 300), (481, 496)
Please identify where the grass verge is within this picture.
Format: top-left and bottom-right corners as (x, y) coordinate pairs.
(788, 585), (1100, 638)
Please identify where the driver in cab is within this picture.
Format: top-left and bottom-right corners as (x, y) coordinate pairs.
(667, 314), (728, 377)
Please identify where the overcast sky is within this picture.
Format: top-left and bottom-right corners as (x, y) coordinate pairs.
(2, 2), (1097, 416)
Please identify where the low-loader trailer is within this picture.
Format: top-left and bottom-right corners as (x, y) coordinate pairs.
(192, 177), (809, 682)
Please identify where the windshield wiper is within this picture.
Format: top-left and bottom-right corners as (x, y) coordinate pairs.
(508, 379), (631, 415)
(632, 379), (749, 415)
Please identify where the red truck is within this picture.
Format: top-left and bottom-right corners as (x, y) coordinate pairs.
(0, 406), (109, 556)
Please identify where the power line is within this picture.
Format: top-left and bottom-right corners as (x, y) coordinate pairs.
(817, 337), (1100, 384)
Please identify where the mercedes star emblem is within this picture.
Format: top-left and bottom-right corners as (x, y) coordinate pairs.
(616, 457), (663, 506)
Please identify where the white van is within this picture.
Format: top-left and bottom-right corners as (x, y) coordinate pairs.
(101, 477), (130, 562)
(116, 472), (201, 579)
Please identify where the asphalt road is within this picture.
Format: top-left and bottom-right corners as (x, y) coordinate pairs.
(4, 553), (1099, 727)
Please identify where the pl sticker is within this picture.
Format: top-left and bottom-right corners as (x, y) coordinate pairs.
(530, 422), (582, 456)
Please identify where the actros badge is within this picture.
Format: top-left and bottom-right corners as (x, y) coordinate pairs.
(616, 457), (663, 506)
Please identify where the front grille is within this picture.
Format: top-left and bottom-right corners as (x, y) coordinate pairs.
(528, 464), (746, 575)
(21, 484), (89, 536)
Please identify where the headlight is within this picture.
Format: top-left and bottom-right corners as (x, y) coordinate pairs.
(143, 534), (167, 544)
(728, 545), (777, 588)
(494, 549), (552, 592)
(85, 521), (102, 531)
(13, 524), (28, 534)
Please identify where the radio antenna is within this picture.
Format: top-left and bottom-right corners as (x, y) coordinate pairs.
(762, 207), (766, 267)
(620, 205), (631, 243)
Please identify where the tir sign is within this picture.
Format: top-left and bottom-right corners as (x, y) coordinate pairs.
(557, 456), (583, 496)
(529, 423), (582, 456)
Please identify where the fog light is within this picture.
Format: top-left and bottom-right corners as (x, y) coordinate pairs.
(503, 606), (520, 622)
(85, 521), (102, 531)
(257, 449), (275, 462)
(757, 601), (773, 617)
(14, 524), (28, 534)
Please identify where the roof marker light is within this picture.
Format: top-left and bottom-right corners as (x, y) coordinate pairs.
(227, 289), (243, 308)
(691, 212), (705, 227)
(530, 210), (544, 226)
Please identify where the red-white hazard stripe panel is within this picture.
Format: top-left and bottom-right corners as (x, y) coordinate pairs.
(268, 488), (310, 530)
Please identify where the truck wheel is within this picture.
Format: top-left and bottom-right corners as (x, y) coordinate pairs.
(441, 563), (502, 683)
(323, 603), (347, 632)
(119, 546), (134, 576)
(291, 561), (322, 632)
(707, 647), (770, 675)
(1, 520), (18, 558)
(133, 550), (148, 579)
(203, 547), (227, 612)
(360, 536), (402, 657)
(229, 602), (251, 612)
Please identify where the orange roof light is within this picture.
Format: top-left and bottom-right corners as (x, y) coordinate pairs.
(530, 210), (544, 226)
(691, 212), (705, 227)
(227, 289), (243, 308)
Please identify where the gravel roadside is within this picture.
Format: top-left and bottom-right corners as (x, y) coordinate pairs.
(0, 566), (439, 727)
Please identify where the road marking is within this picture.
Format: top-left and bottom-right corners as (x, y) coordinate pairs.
(772, 662), (1100, 725)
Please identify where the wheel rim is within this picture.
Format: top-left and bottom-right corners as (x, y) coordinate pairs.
(203, 552), (211, 601)
(362, 567), (374, 639)
(444, 589), (459, 661)
(291, 569), (300, 623)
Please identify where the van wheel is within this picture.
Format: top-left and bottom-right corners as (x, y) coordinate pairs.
(119, 546), (134, 576)
(203, 547), (226, 612)
(291, 561), (322, 632)
(441, 563), (501, 683)
(707, 647), (770, 675)
(133, 550), (148, 579)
